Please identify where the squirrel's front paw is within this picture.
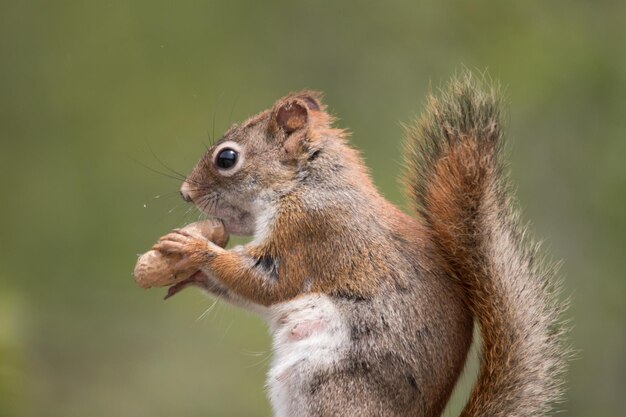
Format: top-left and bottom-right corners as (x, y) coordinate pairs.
(152, 229), (218, 271)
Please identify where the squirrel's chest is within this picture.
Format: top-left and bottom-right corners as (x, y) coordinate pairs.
(265, 294), (350, 417)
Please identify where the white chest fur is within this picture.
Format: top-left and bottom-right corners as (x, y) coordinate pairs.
(265, 294), (350, 417)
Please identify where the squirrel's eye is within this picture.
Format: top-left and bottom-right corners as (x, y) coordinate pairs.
(215, 148), (238, 170)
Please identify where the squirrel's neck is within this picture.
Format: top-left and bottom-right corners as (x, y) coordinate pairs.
(253, 141), (419, 299)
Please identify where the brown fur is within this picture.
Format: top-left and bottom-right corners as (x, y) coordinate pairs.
(154, 73), (568, 416)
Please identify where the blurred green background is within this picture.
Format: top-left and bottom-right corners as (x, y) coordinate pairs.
(1, 1), (624, 416)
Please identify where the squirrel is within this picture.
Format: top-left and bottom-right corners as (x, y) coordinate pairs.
(152, 73), (568, 417)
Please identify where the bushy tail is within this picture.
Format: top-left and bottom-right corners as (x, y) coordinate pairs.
(404, 73), (569, 417)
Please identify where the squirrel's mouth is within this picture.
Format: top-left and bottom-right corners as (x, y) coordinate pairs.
(199, 200), (255, 237)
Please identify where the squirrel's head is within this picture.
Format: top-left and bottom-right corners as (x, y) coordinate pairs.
(180, 91), (343, 236)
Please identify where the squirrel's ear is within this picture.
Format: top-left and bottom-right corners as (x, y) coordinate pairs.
(271, 92), (324, 136)
(297, 93), (322, 112)
(274, 100), (309, 134)
(269, 92), (328, 159)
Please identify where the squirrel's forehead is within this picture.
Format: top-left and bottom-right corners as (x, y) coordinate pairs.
(200, 110), (278, 161)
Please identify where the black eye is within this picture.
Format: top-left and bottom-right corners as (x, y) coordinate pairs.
(215, 148), (238, 170)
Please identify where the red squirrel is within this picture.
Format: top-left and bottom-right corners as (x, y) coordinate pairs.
(152, 73), (568, 417)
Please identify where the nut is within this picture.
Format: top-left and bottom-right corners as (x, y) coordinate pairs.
(133, 219), (229, 289)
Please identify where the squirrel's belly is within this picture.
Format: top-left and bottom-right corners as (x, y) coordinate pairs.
(265, 294), (349, 417)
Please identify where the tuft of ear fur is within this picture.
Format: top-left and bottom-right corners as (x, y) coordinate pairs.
(293, 90), (325, 112)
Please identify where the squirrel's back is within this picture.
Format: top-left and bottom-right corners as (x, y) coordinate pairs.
(404, 73), (569, 417)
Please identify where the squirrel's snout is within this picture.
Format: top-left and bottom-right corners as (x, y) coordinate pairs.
(180, 182), (193, 203)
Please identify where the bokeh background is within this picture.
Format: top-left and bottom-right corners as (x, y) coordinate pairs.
(1, 1), (624, 416)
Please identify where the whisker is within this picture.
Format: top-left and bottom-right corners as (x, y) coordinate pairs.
(154, 190), (185, 200)
(131, 156), (187, 182)
(180, 204), (199, 226)
(227, 96), (239, 127)
(218, 320), (233, 344)
(211, 91), (224, 147)
(197, 298), (219, 321)
(240, 348), (270, 357)
(147, 145), (191, 181)
(154, 202), (186, 225)
(244, 351), (272, 369)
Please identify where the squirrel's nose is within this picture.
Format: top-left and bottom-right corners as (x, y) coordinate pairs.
(180, 182), (193, 203)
